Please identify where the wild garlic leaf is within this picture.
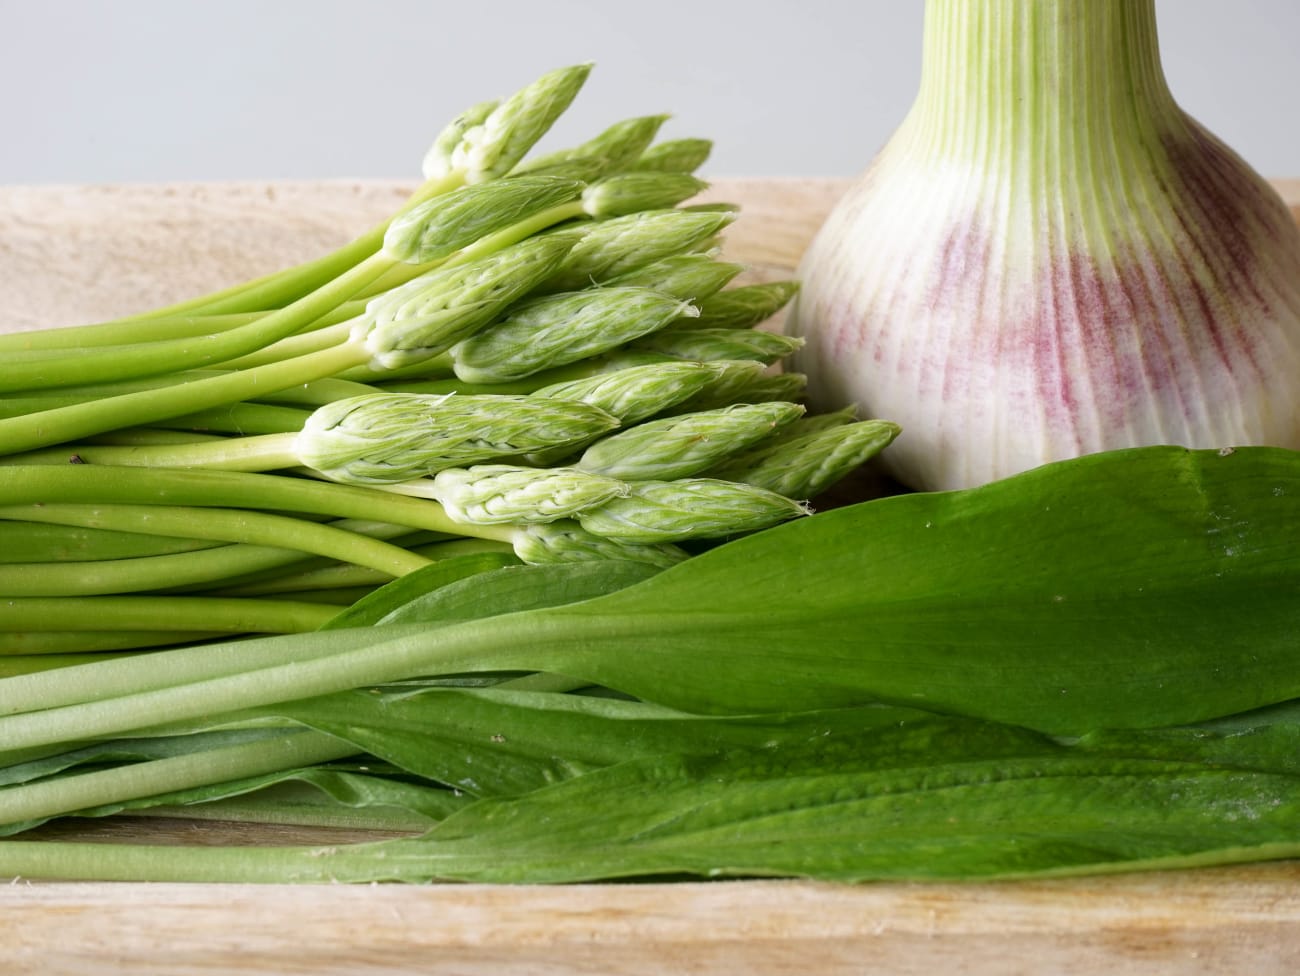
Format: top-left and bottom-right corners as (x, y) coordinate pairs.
(515, 446), (1300, 734)
(0, 728), (286, 788)
(271, 689), (938, 799)
(1076, 699), (1300, 775)
(373, 559), (661, 628)
(1, 762), (464, 837)
(6, 703), (1300, 882)
(339, 717), (1300, 884)
(321, 551), (520, 630)
(5, 446), (1296, 757)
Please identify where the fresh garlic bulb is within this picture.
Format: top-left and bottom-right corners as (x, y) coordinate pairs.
(788, 0), (1300, 490)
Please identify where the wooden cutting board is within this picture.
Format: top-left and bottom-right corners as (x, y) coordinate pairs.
(2, 177), (1299, 975)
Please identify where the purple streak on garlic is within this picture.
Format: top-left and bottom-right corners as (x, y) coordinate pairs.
(788, 0), (1300, 490)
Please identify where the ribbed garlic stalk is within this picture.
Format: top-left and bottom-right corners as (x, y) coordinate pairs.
(788, 0), (1300, 490)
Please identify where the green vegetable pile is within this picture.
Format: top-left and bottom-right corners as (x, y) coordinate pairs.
(0, 64), (896, 654)
(1, 66), (1299, 885)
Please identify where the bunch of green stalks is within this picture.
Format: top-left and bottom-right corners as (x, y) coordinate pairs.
(0, 64), (899, 658)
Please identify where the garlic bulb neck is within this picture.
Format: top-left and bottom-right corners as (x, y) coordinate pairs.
(790, 0), (1300, 491)
(908, 0), (1179, 166)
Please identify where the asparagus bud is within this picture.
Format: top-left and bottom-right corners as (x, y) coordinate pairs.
(577, 478), (810, 543)
(532, 360), (722, 423)
(422, 99), (499, 181)
(524, 360), (727, 466)
(505, 156), (611, 183)
(451, 287), (697, 384)
(296, 393), (620, 484)
(383, 176), (584, 264)
(677, 281), (803, 331)
(452, 63), (593, 182)
(512, 520), (688, 568)
(603, 254), (743, 302)
(541, 209), (735, 292)
(632, 328), (804, 366)
(676, 368), (808, 412)
(514, 114), (670, 177)
(706, 419), (902, 499)
(667, 358), (765, 404)
(361, 233), (576, 369)
(427, 464), (629, 525)
(581, 173), (709, 218)
(576, 401), (806, 481)
(762, 404), (861, 442)
(631, 138), (714, 174)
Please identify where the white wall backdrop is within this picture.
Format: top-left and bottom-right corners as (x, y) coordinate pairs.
(1, 0), (1296, 184)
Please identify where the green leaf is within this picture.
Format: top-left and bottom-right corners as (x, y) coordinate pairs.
(358, 715), (1300, 884)
(4, 763), (462, 837)
(518, 446), (1300, 734)
(1076, 699), (1300, 775)
(6, 447), (1299, 762)
(373, 559), (662, 627)
(21, 707), (1296, 884)
(321, 552), (520, 630)
(0, 729), (283, 788)
(272, 689), (935, 799)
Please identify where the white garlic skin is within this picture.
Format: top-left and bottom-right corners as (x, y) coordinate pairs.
(787, 3), (1300, 491)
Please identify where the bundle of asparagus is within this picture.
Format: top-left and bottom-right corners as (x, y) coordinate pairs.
(0, 65), (898, 656)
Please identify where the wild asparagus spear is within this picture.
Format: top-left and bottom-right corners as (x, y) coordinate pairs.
(575, 401), (807, 481)
(1, 393), (620, 484)
(0, 225), (578, 454)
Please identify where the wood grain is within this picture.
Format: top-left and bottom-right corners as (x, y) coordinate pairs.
(5, 866), (1300, 976)
(2, 177), (1299, 975)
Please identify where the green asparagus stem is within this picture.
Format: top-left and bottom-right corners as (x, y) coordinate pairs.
(213, 229), (580, 372)
(1, 64), (593, 352)
(0, 230), (577, 455)
(0, 635), (222, 656)
(0, 397), (306, 436)
(0, 370), (374, 412)
(0, 624), (404, 718)
(0, 728), (354, 828)
(0, 503), (432, 579)
(212, 537), (514, 597)
(0, 520), (219, 562)
(0, 519), (420, 597)
(0, 252), (398, 394)
(0, 466), (516, 545)
(0, 595), (338, 636)
(0, 312), (262, 353)
(80, 65), (591, 327)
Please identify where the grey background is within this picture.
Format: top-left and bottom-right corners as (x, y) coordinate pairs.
(1, 0), (1296, 185)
